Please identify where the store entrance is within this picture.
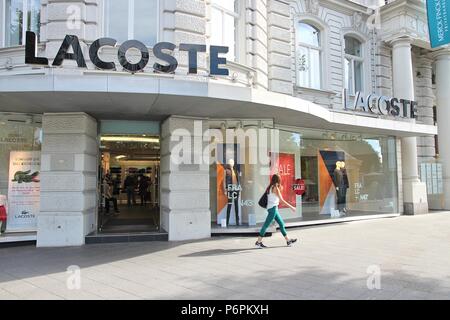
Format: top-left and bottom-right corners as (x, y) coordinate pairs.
(98, 134), (160, 234)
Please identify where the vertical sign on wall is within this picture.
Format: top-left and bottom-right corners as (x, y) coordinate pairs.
(427, 0), (450, 48)
(7, 151), (41, 231)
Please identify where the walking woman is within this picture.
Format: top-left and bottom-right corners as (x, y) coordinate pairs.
(255, 174), (298, 248)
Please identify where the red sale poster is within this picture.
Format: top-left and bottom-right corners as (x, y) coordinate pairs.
(270, 153), (296, 209)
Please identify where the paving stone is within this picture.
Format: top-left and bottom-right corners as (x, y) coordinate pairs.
(1, 212), (450, 299)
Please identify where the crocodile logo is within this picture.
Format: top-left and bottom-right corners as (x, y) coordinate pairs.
(11, 170), (40, 184)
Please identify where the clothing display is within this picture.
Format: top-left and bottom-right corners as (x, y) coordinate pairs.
(334, 163), (349, 212)
(223, 164), (241, 226)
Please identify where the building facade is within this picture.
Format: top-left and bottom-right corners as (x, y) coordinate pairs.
(0, 0), (447, 247)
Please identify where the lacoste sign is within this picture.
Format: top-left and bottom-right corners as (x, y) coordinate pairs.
(343, 89), (418, 119)
(25, 31), (229, 76)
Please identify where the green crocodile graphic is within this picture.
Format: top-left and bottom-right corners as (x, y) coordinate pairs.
(11, 170), (40, 183)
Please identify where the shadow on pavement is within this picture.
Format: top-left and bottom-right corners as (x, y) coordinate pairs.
(179, 246), (289, 257)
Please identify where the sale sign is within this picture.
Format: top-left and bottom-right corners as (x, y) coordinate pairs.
(270, 153), (296, 209)
(293, 179), (306, 196)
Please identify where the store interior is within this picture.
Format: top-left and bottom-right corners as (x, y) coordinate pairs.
(98, 134), (160, 233)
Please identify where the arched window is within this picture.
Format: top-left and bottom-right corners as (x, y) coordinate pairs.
(344, 36), (364, 95)
(210, 0), (240, 61)
(296, 22), (322, 89)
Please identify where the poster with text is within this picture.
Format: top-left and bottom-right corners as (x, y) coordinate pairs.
(269, 153), (296, 209)
(7, 151), (41, 231)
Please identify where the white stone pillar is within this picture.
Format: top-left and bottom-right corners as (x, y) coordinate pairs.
(160, 116), (211, 241)
(37, 113), (98, 247)
(391, 37), (428, 214)
(434, 48), (450, 209)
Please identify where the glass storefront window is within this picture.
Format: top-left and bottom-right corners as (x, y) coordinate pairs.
(294, 129), (398, 222)
(0, 114), (42, 232)
(209, 123), (398, 229)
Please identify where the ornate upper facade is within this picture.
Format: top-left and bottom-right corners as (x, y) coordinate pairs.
(0, 0), (441, 145)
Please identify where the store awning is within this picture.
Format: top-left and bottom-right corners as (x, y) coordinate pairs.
(0, 70), (437, 137)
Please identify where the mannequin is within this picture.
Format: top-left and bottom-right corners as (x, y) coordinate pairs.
(340, 161), (349, 213)
(223, 158), (241, 226)
(334, 161), (349, 214)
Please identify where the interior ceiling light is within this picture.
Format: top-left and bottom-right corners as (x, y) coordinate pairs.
(101, 136), (159, 143)
(115, 155), (127, 160)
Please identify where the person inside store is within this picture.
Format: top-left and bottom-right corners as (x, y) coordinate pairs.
(223, 158), (241, 227)
(104, 177), (120, 216)
(124, 174), (137, 207)
(138, 175), (149, 206)
(112, 175), (121, 197)
(0, 204), (7, 234)
(0, 195), (7, 234)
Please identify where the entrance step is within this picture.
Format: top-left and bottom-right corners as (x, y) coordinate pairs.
(0, 232), (37, 246)
(85, 231), (168, 244)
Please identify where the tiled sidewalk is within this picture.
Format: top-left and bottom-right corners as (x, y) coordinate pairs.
(1, 212), (450, 300)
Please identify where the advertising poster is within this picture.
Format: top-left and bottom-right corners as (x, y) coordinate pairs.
(427, 0), (450, 48)
(7, 151), (41, 231)
(216, 144), (242, 226)
(318, 151), (345, 215)
(269, 153), (296, 209)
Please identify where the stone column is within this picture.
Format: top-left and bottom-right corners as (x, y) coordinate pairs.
(433, 48), (450, 209)
(37, 113), (98, 247)
(391, 37), (428, 214)
(160, 116), (211, 241)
